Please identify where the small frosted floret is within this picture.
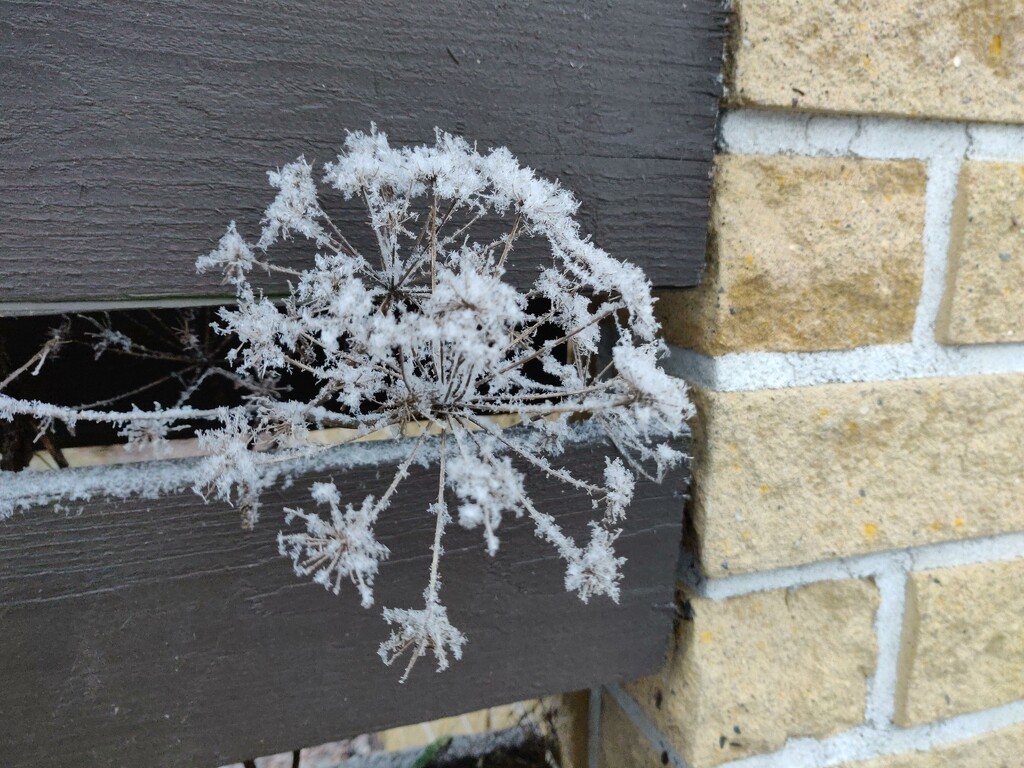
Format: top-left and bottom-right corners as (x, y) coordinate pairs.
(379, 590), (467, 682)
(278, 482), (390, 609)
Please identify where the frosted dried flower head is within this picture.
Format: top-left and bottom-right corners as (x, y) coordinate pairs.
(0, 126), (692, 680)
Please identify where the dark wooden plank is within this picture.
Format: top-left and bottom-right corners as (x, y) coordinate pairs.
(0, 435), (687, 768)
(0, 0), (724, 304)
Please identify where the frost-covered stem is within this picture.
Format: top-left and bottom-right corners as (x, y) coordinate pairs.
(427, 430), (447, 601)
(598, 415), (662, 483)
(438, 209), (485, 249)
(401, 429), (448, 682)
(374, 432), (426, 511)
(506, 309), (556, 351)
(495, 215), (521, 271)
(251, 259), (304, 278)
(0, 336), (61, 391)
(0, 394), (225, 425)
(474, 380), (617, 403)
(282, 355), (322, 377)
(466, 416), (604, 496)
(300, 332), (403, 380)
(324, 215), (364, 260)
(469, 398), (632, 416)
(173, 368), (216, 408)
(491, 303), (625, 380)
(517, 488), (578, 559)
(77, 369), (195, 410)
(430, 192), (438, 292)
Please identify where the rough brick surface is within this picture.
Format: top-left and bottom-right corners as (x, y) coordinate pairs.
(938, 161), (1024, 344)
(729, 0), (1024, 123)
(843, 721), (1024, 767)
(552, 692), (590, 768)
(656, 155), (926, 355)
(690, 374), (1024, 577)
(896, 560), (1024, 726)
(627, 580), (879, 768)
(598, 691), (664, 768)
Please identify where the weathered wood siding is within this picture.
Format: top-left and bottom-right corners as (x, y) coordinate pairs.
(0, 0), (725, 304)
(0, 437), (687, 768)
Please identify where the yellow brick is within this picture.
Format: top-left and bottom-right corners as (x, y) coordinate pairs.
(656, 155), (925, 354)
(691, 374), (1024, 577)
(938, 161), (1024, 344)
(842, 721), (1024, 767)
(627, 580), (879, 768)
(730, 0), (1024, 123)
(896, 560), (1024, 725)
(598, 691), (665, 768)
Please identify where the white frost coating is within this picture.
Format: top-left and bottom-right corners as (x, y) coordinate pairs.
(1, 127), (691, 678)
(0, 420), (612, 522)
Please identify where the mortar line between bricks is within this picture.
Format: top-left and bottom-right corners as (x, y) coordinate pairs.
(678, 531), (1024, 601)
(718, 110), (1024, 161)
(664, 341), (1024, 392)
(864, 568), (908, 729)
(712, 699), (1024, 768)
(604, 683), (691, 768)
(913, 154), (963, 346)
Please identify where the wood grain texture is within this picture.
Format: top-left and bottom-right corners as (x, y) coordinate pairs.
(0, 0), (725, 304)
(0, 436), (688, 767)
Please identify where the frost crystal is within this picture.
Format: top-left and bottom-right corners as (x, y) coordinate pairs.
(0, 126), (692, 679)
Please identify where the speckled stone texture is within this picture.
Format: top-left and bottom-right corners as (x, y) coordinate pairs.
(896, 560), (1024, 726)
(689, 374), (1024, 577)
(626, 580), (879, 767)
(729, 0), (1024, 123)
(938, 161), (1024, 344)
(598, 691), (665, 768)
(655, 154), (926, 355)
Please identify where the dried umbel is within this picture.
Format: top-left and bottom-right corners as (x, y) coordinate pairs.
(0, 127), (693, 679)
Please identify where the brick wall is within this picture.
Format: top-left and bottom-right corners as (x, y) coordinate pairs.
(591, 2), (1024, 767)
